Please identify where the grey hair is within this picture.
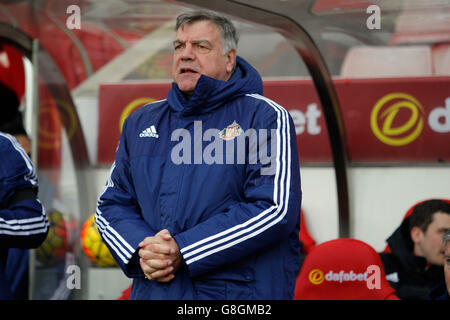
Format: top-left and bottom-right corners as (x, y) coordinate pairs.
(175, 10), (239, 55)
(444, 228), (450, 248)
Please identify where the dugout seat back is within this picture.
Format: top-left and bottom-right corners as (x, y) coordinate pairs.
(340, 46), (432, 78)
(299, 209), (316, 254)
(432, 44), (450, 75)
(294, 238), (399, 300)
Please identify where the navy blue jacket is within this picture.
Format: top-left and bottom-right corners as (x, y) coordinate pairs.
(96, 57), (302, 299)
(0, 133), (48, 299)
(428, 283), (450, 300)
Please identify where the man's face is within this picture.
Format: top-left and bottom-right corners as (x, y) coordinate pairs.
(412, 212), (450, 266)
(444, 242), (450, 295)
(172, 20), (235, 94)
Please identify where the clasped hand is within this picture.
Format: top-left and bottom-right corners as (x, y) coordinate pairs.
(138, 229), (181, 282)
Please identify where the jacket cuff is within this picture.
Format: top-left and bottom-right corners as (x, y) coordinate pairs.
(173, 233), (196, 276)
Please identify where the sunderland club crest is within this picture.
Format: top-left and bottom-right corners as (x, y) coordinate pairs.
(219, 120), (243, 140)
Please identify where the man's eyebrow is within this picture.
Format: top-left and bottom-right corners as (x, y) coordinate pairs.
(173, 39), (212, 46)
(191, 39), (212, 46)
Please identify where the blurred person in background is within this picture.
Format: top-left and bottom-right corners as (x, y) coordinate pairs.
(379, 199), (450, 300)
(0, 83), (48, 300)
(428, 228), (450, 300)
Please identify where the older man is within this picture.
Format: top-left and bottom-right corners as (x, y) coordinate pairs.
(96, 11), (302, 299)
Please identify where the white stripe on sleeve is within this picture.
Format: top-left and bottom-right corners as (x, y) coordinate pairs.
(181, 94), (292, 265)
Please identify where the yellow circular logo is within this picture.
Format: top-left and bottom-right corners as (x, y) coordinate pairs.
(119, 97), (156, 133)
(308, 269), (325, 285)
(370, 93), (424, 146)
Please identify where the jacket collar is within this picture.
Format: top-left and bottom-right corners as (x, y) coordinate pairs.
(167, 56), (263, 116)
(387, 217), (439, 273)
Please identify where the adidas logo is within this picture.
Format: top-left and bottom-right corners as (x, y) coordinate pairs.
(139, 125), (159, 138)
(385, 272), (399, 283)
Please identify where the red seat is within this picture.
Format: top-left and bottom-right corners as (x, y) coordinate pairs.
(299, 209), (316, 254)
(294, 238), (399, 300)
(117, 285), (131, 300)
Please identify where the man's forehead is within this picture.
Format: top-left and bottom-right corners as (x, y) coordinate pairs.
(176, 20), (219, 37)
(432, 211), (450, 223)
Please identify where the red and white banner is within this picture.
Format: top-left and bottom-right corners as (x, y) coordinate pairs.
(98, 77), (450, 164)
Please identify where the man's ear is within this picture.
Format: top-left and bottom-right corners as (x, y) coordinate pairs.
(410, 226), (423, 244)
(225, 49), (236, 74)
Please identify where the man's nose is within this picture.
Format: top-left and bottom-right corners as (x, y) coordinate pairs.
(180, 43), (195, 60)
